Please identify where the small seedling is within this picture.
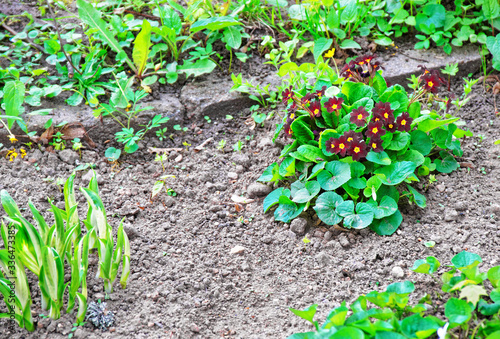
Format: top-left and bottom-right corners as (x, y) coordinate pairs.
(155, 153), (168, 172)
(182, 141), (191, 151)
(217, 139), (226, 152)
(72, 138), (84, 157)
(233, 140), (244, 153)
(156, 127), (168, 141)
(226, 115), (233, 120)
(441, 62), (459, 90)
(302, 236), (311, 250)
(68, 322), (87, 338)
(105, 147), (121, 162)
(204, 116), (212, 124)
(173, 125), (188, 132)
(50, 131), (66, 151)
(424, 241), (435, 248)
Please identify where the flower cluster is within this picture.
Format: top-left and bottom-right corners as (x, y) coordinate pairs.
(341, 55), (382, 83)
(326, 131), (367, 161)
(326, 102), (414, 160)
(418, 65), (447, 94)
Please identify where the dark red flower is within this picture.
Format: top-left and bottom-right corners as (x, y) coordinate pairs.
(309, 101), (322, 118)
(341, 60), (356, 78)
(315, 86), (327, 99)
(354, 55), (375, 66)
(348, 139), (368, 161)
(422, 73), (442, 94)
(365, 121), (386, 139)
(350, 107), (369, 127)
(282, 86), (294, 104)
(301, 93), (313, 106)
(369, 138), (384, 153)
(332, 136), (349, 156)
(396, 112), (413, 132)
(372, 113), (383, 124)
(325, 137), (336, 154)
(344, 130), (362, 144)
(372, 102), (394, 125)
(325, 97), (344, 113)
(284, 118), (293, 138)
(385, 120), (397, 133)
(312, 130), (320, 141)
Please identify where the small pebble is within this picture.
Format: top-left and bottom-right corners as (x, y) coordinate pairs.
(230, 245), (246, 254)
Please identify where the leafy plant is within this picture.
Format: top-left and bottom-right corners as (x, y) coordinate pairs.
(287, 251), (500, 339)
(259, 55), (470, 235)
(0, 172), (130, 330)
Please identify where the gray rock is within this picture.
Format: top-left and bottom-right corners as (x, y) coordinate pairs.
(455, 201), (468, 211)
(315, 251), (331, 266)
(164, 196), (175, 207)
(28, 149), (43, 163)
(123, 224), (139, 240)
(73, 328), (86, 339)
(490, 204), (500, 214)
(444, 208), (459, 222)
(82, 170), (103, 185)
(436, 184), (446, 193)
(324, 231), (333, 241)
(338, 234), (350, 248)
(59, 149), (79, 165)
(261, 236), (273, 244)
(391, 266), (405, 279)
(290, 218), (307, 235)
(180, 78), (255, 120)
(227, 172), (238, 180)
(231, 153), (251, 167)
(247, 182), (272, 198)
(258, 138), (274, 149)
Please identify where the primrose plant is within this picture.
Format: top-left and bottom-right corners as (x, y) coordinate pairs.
(259, 55), (469, 235)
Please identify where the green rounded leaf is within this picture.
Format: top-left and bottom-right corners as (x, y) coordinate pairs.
(451, 251), (482, 269)
(488, 266), (500, 288)
(372, 196), (398, 219)
(410, 130), (432, 155)
(387, 132), (410, 151)
(370, 210), (403, 235)
(332, 327), (364, 339)
(401, 314), (440, 338)
(274, 196), (299, 223)
(317, 161), (351, 190)
(343, 202), (374, 229)
(375, 161), (417, 186)
(292, 181), (321, 203)
(387, 281), (415, 294)
(314, 192), (344, 225)
(319, 129), (340, 156)
(435, 152), (459, 173)
(445, 298), (472, 327)
(263, 188), (290, 213)
(366, 151), (391, 165)
(411, 256), (440, 275)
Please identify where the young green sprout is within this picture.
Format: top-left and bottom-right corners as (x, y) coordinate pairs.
(233, 140), (244, 153)
(217, 139), (227, 152)
(154, 153), (168, 172)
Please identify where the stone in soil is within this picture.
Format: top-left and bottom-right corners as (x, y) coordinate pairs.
(290, 218), (307, 235)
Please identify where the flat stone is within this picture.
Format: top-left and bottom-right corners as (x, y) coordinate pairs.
(315, 251), (331, 267)
(444, 208), (459, 222)
(290, 218), (307, 235)
(391, 266), (405, 279)
(382, 44), (481, 86)
(338, 234), (350, 248)
(247, 182), (272, 198)
(227, 172), (238, 180)
(58, 149), (78, 165)
(230, 245), (246, 254)
(180, 78), (256, 120)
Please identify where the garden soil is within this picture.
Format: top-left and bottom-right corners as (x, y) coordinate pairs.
(0, 73), (499, 339)
(1, 1), (500, 338)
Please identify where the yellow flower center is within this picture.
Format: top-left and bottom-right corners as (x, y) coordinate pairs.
(314, 109), (319, 115)
(428, 81), (434, 87)
(359, 61), (364, 65)
(347, 137), (353, 142)
(354, 147), (360, 153)
(290, 113), (295, 119)
(374, 117), (380, 122)
(357, 114), (363, 120)
(384, 113), (389, 119)
(331, 104), (337, 110)
(372, 143), (377, 148)
(372, 127), (378, 134)
(339, 143), (345, 150)
(401, 120), (406, 126)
